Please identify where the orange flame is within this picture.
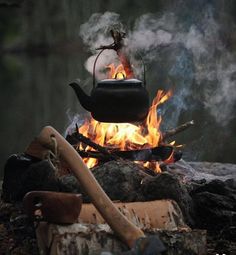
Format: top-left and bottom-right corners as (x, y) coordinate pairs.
(107, 64), (126, 79)
(77, 82), (173, 172)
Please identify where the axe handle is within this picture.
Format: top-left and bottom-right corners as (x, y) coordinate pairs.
(34, 126), (145, 248)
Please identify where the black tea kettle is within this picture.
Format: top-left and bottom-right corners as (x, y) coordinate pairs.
(70, 50), (149, 123)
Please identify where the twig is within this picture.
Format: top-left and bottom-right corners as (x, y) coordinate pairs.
(162, 120), (194, 140)
(95, 29), (134, 78)
(66, 125), (119, 160)
(95, 30), (125, 51)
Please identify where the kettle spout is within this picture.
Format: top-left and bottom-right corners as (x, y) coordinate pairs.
(69, 80), (94, 112)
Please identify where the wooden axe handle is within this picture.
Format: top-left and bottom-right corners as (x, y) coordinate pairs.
(33, 126), (145, 248)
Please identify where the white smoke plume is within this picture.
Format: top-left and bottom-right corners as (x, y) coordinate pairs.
(80, 12), (123, 79)
(79, 6), (236, 126)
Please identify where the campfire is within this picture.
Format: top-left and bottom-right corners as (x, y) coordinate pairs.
(67, 30), (186, 173)
(73, 86), (174, 172)
(2, 28), (235, 255)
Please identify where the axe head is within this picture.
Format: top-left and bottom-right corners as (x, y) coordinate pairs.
(119, 235), (166, 255)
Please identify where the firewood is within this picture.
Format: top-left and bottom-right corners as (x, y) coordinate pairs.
(77, 145), (174, 161)
(66, 121), (194, 163)
(36, 222), (207, 255)
(162, 120), (194, 140)
(67, 127), (182, 163)
(66, 125), (119, 160)
(79, 200), (188, 230)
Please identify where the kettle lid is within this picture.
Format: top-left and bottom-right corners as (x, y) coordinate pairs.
(97, 79), (143, 87)
(99, 78), (142, 83)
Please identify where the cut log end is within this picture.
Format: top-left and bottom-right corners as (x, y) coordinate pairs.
(36, 222), (207, 255)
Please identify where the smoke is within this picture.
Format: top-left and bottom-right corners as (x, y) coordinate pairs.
(79, 12), (124, 79)
(65, 113), (84, 136)
(79, 3), (236, 126)
(80, 12), (121, 50)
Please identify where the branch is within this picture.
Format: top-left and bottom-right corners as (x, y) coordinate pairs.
(162, 120), (194, 140)
(95, 29), (134, 78)
(76, 144), (182, 163)
(66, 125), (119, 160)
(95, 30), (125, 51)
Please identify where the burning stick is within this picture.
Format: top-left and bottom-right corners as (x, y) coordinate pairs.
(76, 146), (175, 162)
(66, 129), (181, 163)
(162, 120), (195, 141)
(66, 125), (119, 160)
(66, 123), (184, 167)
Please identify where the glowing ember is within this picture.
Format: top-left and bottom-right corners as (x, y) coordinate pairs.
(77, 63), (173, 172)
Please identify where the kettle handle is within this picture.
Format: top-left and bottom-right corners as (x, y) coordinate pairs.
(92, 49), (146, 88)
(93, 49), (105, 88)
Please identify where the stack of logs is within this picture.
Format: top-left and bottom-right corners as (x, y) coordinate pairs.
(66, 120), (194, 167)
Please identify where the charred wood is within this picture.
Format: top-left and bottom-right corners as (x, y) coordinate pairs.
(162, 120), (194, 140)
(67, 130), (182, 162)
(77, 145), (174, 161)
(66, 127), (119, 160)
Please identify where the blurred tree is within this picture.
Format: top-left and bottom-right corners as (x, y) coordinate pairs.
(0, 0), (24, 7)
(0, 0), (165, 53)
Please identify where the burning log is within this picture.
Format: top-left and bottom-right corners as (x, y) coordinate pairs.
(66, 128), (182, 163)
(66, 120), (194, 169)
(66, 124), (119, 160)
(77, 146), (175, 161)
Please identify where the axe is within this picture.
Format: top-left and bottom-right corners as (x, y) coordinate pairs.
(26, 126), (165, 254)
